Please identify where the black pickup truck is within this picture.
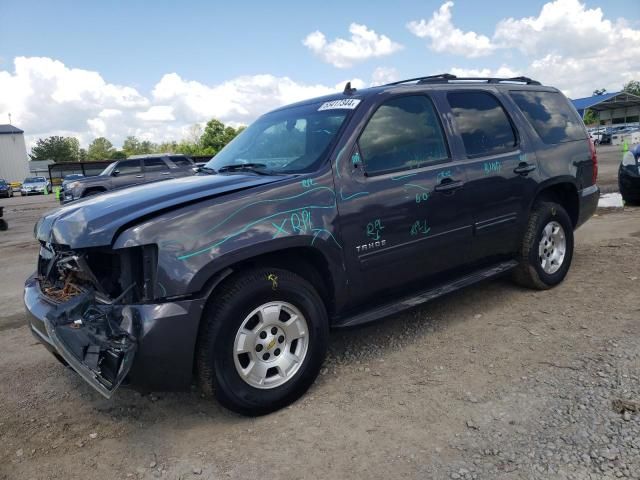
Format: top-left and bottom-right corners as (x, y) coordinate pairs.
(25, 74), (598, 415)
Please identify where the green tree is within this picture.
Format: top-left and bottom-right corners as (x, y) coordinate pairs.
(122, 136), (157, 156)
(29, 136), (79, 163)
(157, 141), (179, 153)
(78, 148), (88, 162)
(139, 140), (157, 154)
(87, 137), (115, 161)
(200, 119), (244, 155)
(122, 136), (142, 156)
(583, 109), (598, 125)
(623, 80), (640, 97)
(200, 119), (227, 154)
(65, 137), (81, 161)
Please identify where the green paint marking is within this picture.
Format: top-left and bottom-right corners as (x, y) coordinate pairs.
(404, 183), (429, 192)
(410, 220), (431, 236)
(311, 228), (343, 249)
(339, 187), (369, 201)
(178, 203), (336, 260)
(366, 219), (384, 241)
(271, 219), (288, 238)
(163, 186), (336, 248)
(335, 146), (347, 178)
(391, 173), (417, 181)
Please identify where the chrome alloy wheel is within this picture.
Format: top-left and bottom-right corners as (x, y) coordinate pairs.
(233, 302), (309, 389)
(538, 220), (566, 275)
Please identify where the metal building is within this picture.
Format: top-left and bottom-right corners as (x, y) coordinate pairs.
(0, 124), (29, 182)
(572, 92), (640, 126)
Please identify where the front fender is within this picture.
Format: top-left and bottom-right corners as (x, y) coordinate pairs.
(113, 171), (342, 299)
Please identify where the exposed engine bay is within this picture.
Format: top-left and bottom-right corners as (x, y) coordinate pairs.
(35, 243), (158, 397)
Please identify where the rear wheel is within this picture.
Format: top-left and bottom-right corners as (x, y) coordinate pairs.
(513, 202), (574, 289)
(196, 268), (328, 416)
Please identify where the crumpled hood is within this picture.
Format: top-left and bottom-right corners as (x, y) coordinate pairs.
(36, 174), (286, 248)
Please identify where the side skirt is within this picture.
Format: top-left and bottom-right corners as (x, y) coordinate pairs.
(333, 260), (518, 328)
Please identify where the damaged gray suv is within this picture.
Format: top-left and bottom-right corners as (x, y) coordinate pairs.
(25, 74), (599, 415)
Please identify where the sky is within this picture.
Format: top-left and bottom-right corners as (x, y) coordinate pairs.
(0, 0), (638, 149)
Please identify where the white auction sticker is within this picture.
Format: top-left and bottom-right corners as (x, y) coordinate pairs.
(318, 99), (361, 111)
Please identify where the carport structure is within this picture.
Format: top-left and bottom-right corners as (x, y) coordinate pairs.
(572, 92), (640, 126)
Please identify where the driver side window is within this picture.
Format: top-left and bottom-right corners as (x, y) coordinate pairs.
(115, 160), (142, 175)
(359, 95), (449, 175)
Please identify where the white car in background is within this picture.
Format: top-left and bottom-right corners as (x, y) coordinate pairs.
(20, 176), (51, 196)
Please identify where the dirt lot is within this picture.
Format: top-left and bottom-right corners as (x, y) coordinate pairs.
(1, 193), (639, 480)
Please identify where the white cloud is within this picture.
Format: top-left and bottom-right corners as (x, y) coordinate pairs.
(407, 1), (495, 58)
(449, 65), (520, 79)
(494, 0), (615, 57)
(136, 106), (175, 122)
(370, 67), (400, 86)
(0, 57), (350, 149)
(492, 0), (640, 97)
(445, 0), (640, 97)
(303, 23), (402, 68)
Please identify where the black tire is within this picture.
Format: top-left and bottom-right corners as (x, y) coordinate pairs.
(196, 268), (329, 416)
(620, 185), (640, 206)
(513, 201), (574, 290)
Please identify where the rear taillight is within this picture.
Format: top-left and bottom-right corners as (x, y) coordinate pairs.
(589, 138), (598, 184)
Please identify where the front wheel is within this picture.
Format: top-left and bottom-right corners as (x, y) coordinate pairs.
(513, 202), (574, 289)
(196, 268), (329, 416)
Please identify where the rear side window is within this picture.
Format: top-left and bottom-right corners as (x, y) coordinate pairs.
(116, 160), (142, 175)
(143, 157), (170, 172)
(359, 95), (448, 174)
(447, 92), (517, 157)
(510, 91), (585, 144)
(170, 156), (193, 167)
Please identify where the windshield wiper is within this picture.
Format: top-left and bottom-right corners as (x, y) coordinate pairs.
(198, 166), (217, 175)
(217, 163), (270, 175)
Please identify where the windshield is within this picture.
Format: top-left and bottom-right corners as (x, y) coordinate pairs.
(100, 162), (117, 176)
(24, 177), (45, 183)
(205, 102), (352, 174)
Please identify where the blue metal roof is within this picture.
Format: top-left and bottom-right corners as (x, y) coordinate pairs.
(0, 124), (24, 135)
(571, 92), (620, 111)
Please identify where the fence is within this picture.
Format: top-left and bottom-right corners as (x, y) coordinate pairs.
(46, 161), (113, 185)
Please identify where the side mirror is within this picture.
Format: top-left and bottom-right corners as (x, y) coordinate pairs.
(112, 169), (120, 177)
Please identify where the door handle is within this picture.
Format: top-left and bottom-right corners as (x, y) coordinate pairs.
(161, 172), (170, 175)
(514, 163), (536, 176)
(434, 179), (464, 193)
(135, 175), (144, 178)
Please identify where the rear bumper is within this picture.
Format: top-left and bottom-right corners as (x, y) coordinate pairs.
(24, 274), (205, 394)
(577, 184), (599, 228)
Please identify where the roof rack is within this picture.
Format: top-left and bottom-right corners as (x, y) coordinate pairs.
(386, 73), (541, 86)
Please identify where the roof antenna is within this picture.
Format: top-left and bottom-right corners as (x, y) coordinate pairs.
(343, 81), (357, 95)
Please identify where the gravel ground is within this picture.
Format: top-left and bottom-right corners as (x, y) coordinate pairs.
(0, 196), (639, 480)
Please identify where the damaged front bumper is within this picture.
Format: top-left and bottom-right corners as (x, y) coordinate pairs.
(26, 276), (137, 398)
(24, 274), (205, 396)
